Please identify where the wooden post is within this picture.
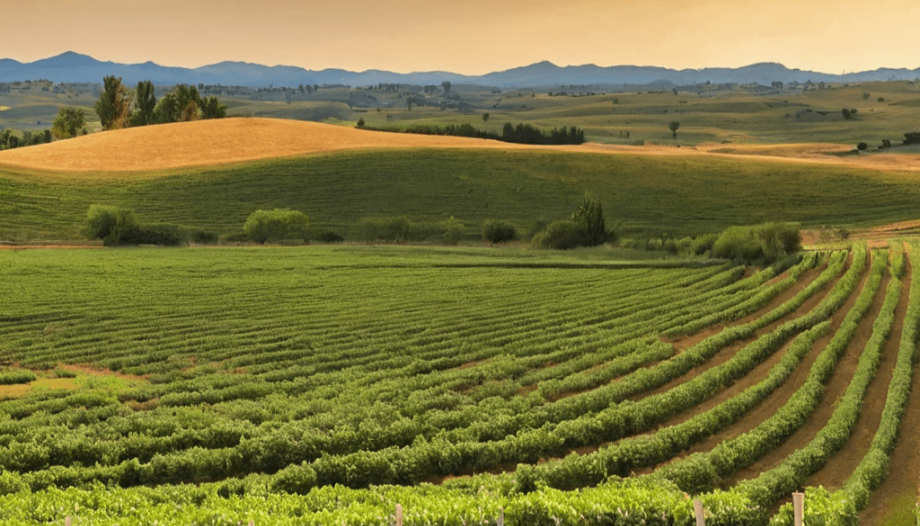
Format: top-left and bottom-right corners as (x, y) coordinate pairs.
(793, 492), (805, 526)
(248, 521), (254, 526)
(693, 499), (705, 526)
(396, 503), (403, 526)
(497, 507), (504, 526)
(65, 518), (71, 526)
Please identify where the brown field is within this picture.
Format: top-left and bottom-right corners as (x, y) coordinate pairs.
(2, 117), (920, 175)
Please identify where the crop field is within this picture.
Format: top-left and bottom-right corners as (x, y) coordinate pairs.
(0, 243), (919, 525)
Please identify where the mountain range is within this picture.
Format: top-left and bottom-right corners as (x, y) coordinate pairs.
(1, 52), (919, 89)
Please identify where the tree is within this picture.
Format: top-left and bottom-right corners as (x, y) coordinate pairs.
(669, 121), (680, 139)
(441, 81), (451, 93)
(95, 76), (132, 130)
(571, 192), (607, 246)
(52, 107), (88, 139)
(132, 80), (157, 126)
(483, 220), (517, 244)
(862, 92), (870, 101)
(356, 118), (365, 127)
(482, 113), (489, 122)
(199, 96), (227, 119)
(243, 209), (309, 244)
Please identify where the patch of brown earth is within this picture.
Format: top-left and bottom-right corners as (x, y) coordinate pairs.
(637, 260), (841, 402)
(663, 262), (827, 352)
(860, 254), (920, 526)
(723, 253), (884, 485)
(806, 253), (908, 492)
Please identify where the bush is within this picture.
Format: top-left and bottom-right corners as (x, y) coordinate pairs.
(712, 223), (801, 264)
(532, 220), (589, 250)
(315, 231), (345, 243)
(84, 204), (140, 246)
(857, 142), (868, 151)
(690, 233), (718, 255)
(483, 220), (518, 244)
(904, 132), (920, 145)
(189, 230), (219, 244)
(356, 118), (365, 127)
(220, 232), (250, 244)
(442, 217), (465, 245)
(526, 219), (549, 241)
(122, 224), (184, 246)
(355, 216), (412, 242)
(243, 209), (309, 244)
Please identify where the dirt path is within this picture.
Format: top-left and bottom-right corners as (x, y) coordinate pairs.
(664, 262), (827, 353)
(806, 252), (908, 492)
(634, 253), (872, 474)
(632, 260), (840, 402)
(724, 252), (885, 485)
(860, 253), (919, 526)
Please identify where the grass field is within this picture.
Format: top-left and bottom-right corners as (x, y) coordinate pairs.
(3, 130), (920, 242)
(1, 243), (918, 525)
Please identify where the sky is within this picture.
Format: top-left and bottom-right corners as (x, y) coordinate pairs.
(3, 0), (919, 75)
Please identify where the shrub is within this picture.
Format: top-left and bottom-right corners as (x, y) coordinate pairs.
(355, 216), (412, 242)
(189, 230), (218, 244)
(857, 142), (868, 151)
(690, 233), (718, 255)
(315, 231), (345, 243)
(532, 220), (589, 250)
(220, 232), (250, 244)
(356, 118), (365, 127)
(526, 219), (550, 241)
(904, 132), (920, 145)
(122, 224), (184, 246)
(712, 223), (801, 264)
(243, 209), (309, 244)
(84, 204), (140, 246)
(483, 220), (517, 244)
(441, 217), (465, 245)
(882, 139), (892, 149)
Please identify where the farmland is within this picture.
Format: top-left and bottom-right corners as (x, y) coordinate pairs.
(0, 242), (918, 525)
(3, 81), (920, 526)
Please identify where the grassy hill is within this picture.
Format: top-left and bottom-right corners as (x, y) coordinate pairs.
(3, 140), (920, 242)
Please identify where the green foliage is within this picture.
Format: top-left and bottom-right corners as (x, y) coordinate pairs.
(315, 231), (345, 243)
(904, 132), (920, 145)
(571, 192), (607, 246)
(243, 208), (309, 244)
(51, 106), (88, 139)
(531, 220), (588, 249)
(131, 80), (157, 126)
(669, 121), (680, 138)
(482, 220), (517, 244)
(356, 117), (365, 127)
(711, 223), (801, 264)
(0, 368), (37, 385)
(95, 75), (132, 130)
(441, 216), (465, 245)
(199, 96), (227, 119)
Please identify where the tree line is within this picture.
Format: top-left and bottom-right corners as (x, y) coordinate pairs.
(360, 121), (586, 145)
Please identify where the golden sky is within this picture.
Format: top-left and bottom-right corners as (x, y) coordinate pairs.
(4, 0), (919, 74)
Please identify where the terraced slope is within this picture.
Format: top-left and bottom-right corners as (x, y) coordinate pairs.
(0, 244), (918, 525)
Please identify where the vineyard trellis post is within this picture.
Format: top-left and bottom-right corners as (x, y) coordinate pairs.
(693, 499), (705, 526)
(793, 492), (805, 526)
(498, 506), (504, 526)
(65, 518), (71, 526)
(396, 503), (403, 526)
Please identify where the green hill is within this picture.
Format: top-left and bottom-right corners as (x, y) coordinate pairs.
(2, 147), (919, 242)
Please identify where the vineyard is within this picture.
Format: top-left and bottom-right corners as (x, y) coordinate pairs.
(1, 243), (919, 525)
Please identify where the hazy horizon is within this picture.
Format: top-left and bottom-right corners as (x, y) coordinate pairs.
(5, 0), (920, 76)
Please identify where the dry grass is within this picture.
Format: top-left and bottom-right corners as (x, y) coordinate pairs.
(2, 117), (920, 176)
(0, 118), (544, 174)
